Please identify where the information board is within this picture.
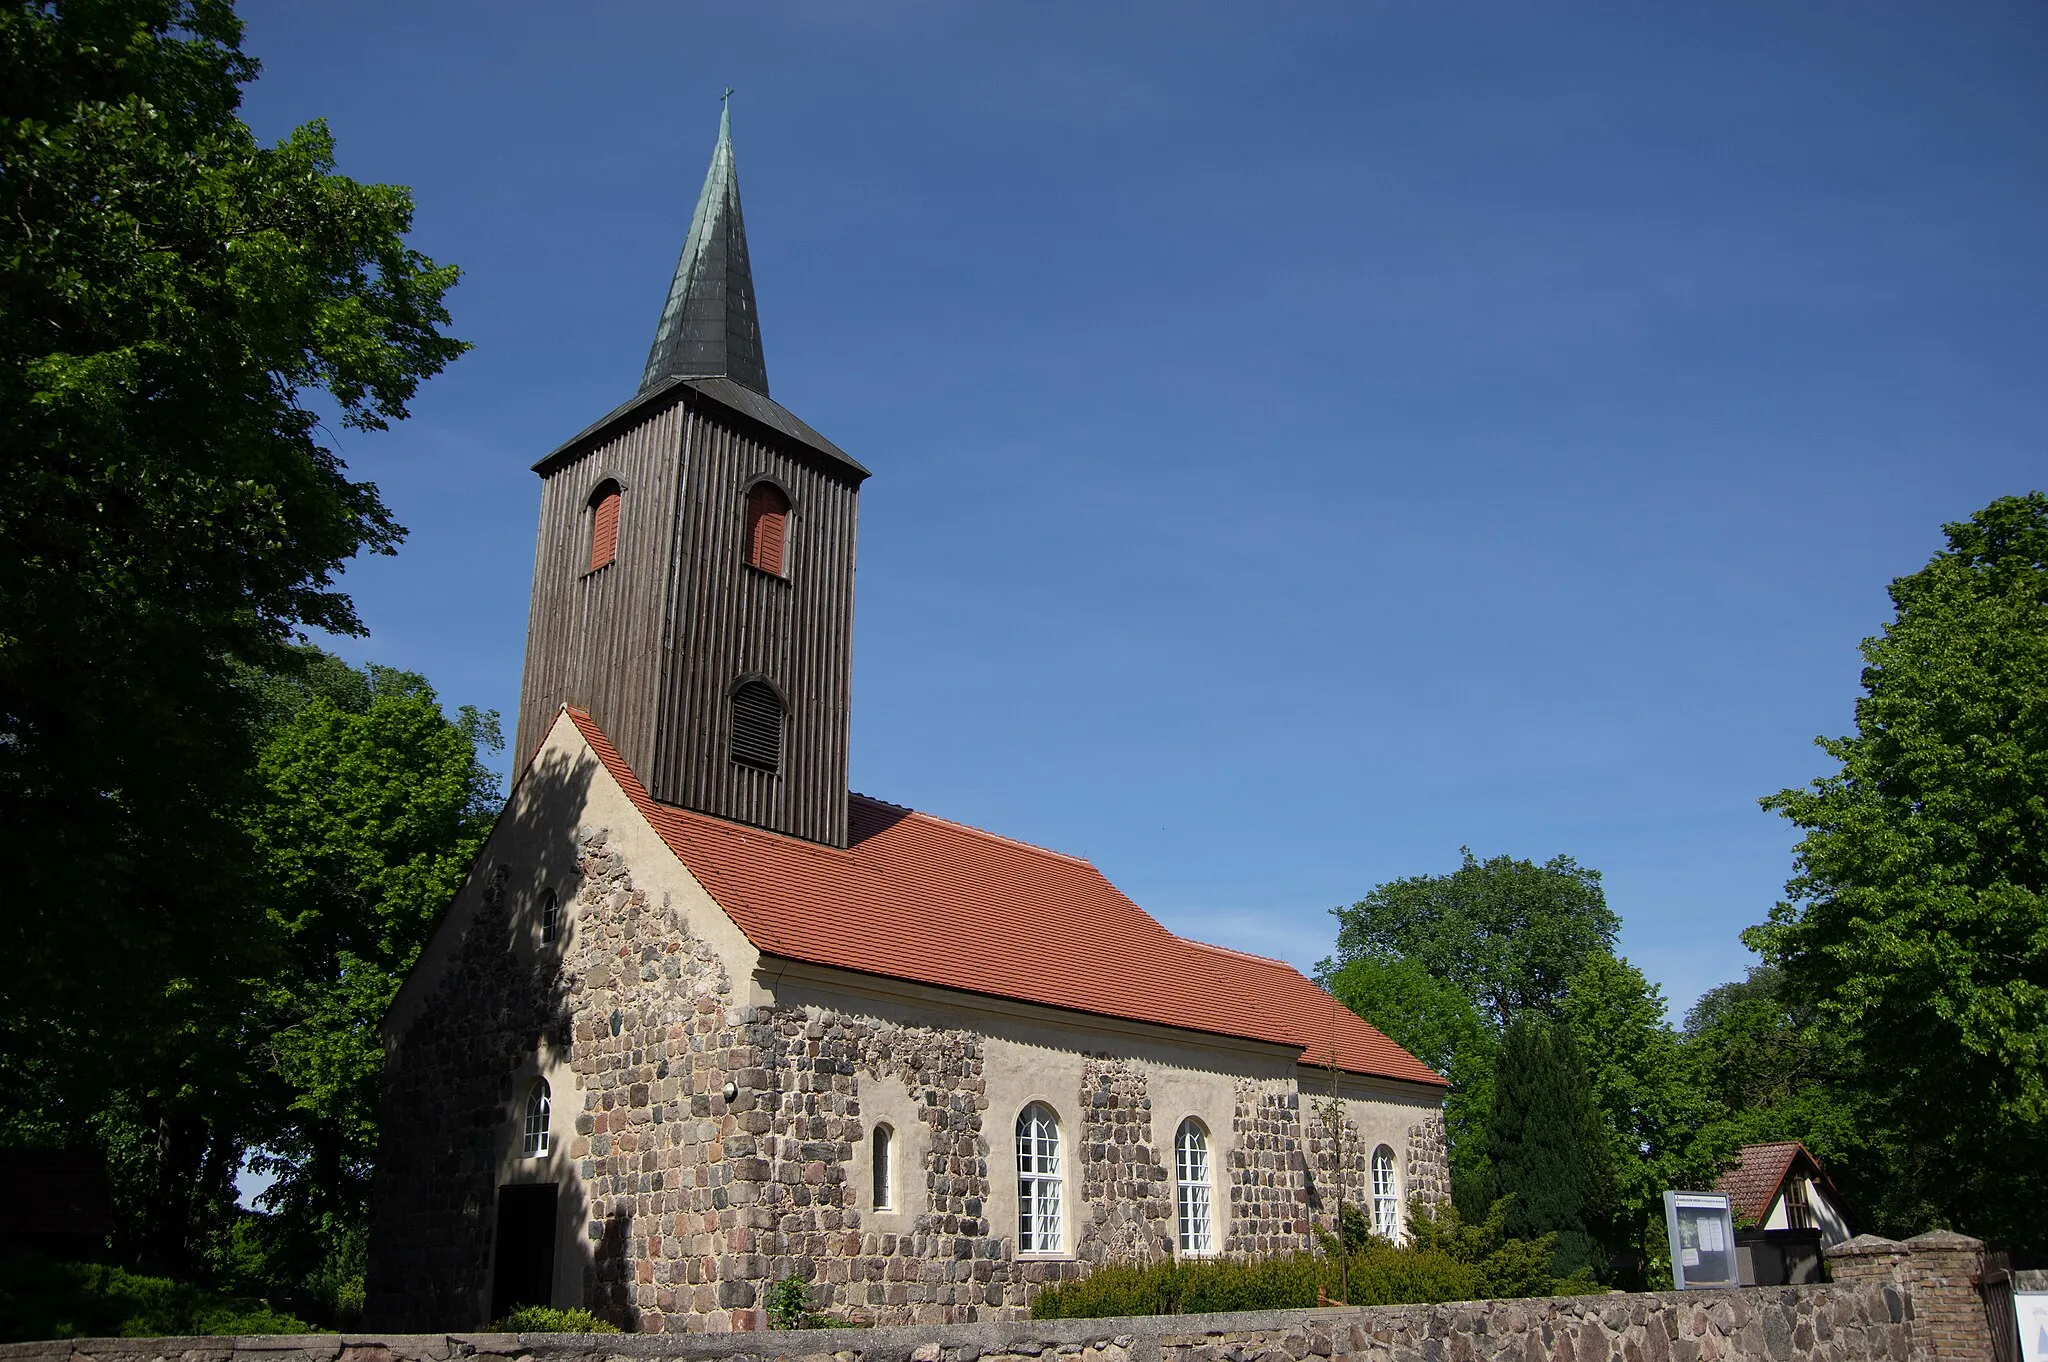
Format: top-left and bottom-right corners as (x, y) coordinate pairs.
(1663, 1190), (1738, 1291)
(2016, 1291), (2048, 1362)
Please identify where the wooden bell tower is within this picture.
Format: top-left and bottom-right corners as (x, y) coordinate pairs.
(512, 101), (868, 847)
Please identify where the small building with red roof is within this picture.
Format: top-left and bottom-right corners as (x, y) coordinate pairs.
(1716, 1142), (1852, 1246)
(366, 106), (1447, 1335)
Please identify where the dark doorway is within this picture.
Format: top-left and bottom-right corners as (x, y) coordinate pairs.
(490, 1183), (558, 1320)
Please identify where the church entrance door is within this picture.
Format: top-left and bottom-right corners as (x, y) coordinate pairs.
(490, 1183), (557, 1319)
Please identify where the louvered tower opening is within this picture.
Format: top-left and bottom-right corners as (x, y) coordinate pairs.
(730, 680), (785, 772)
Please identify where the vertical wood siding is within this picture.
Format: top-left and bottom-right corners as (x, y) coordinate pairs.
(514, 388), (858, 848)
(513, 398), (689, 783)
(651, 404), (857, 846)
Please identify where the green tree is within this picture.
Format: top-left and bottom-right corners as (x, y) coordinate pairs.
(239, 651), (501, 1311)
(1559, 954), (1721, 1286)
(1327, 849), (1620, 1025)
(1326, 955), (1498, 1209)
(1748, 492), (2048, 1249)
(0, 0), (464, 1277)
(1680, 966), (1859, 1177)
(1478, 1014), (1613, 1279)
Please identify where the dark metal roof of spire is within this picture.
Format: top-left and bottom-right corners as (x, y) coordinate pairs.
(641, 97), (769, 397)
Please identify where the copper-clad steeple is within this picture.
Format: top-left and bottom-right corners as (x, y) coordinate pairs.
(641, 95), (769, 397)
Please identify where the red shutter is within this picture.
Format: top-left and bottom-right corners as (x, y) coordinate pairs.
(746, 484), (789, 575)
(589, 488), (620, 571)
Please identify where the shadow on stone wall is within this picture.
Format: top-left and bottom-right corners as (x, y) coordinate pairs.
(366, 740), (598, 1331)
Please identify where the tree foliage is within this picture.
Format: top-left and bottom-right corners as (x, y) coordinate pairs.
(239, 651), (501, 1305)
(1748, 491), (2048, 1249)
(1328, 848), (1619, 1026)
(0, 0), (465, 1286)
(1326, 955), (1497, 1208)
(1558, 954), (1721, 1286)
(1476, 1014), (1613, 1279)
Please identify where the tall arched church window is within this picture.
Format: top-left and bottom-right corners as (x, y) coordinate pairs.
(588, 481), (621, 572)
(523, 1079), (552, 1158)
(1371, 1145), (1399, 1240)
(538, 888), (559, 945)
(730, 679), (785, 773)
(745, 482), (790, 575)
(872, 1123), (894, 1210)
(1016, 1103), (1062, 1253)
(1175, 1118), (1214, 1254)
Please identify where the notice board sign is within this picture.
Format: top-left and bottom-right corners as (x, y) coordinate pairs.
(1664, 1191), (1738, 1290)
(2016, 1291), (2048, 1362)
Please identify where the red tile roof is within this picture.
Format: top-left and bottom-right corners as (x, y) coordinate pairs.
(562, 707), (1444, 1088)
(1716, 1141), (1809, 1222)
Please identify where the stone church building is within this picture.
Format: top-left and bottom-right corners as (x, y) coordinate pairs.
(365, 106), (1449, 1334)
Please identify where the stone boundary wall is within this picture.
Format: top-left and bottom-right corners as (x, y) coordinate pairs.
(8, 1230), (2001, 1362)
(0, 1281), (1912, 1362)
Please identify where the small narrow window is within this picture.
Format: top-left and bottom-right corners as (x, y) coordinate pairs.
(1017, 1103), (1062, 1253)
(588, 482), (621, 572)
(1784, 1177), (1814, 1230)
(745, 482), (790, 575)
(1371, 1145), (1399, 1240)
(523, 1080), (552, 1158)
(538, 888), (558, 945)
(730, 679), (784, 772)
(1175, 1119), (1214, 1254)
(872, 1123), (894, 1210)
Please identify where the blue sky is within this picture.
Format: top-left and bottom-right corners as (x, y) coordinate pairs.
(238, 2), (2047, 1019)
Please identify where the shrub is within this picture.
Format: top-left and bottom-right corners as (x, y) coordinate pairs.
(0, 1257), (314, 1342)
(488, 1305), (620, 1333)
(1032, 1200), (1583, 1320)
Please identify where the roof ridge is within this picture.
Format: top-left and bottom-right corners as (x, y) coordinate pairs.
(1179, 937), (1297, 970)
(851, 792), (1096, 868)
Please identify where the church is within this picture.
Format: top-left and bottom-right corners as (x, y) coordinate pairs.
(365, 105), (1449, 1335)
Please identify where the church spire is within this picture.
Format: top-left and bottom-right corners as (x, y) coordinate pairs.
(641, 94), (770, 397)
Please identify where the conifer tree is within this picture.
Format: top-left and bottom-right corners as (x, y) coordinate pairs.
(1480, 1014), (1614, 1280)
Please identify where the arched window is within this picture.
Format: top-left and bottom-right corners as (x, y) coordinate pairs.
(1175, 1118), (1214, 1255)
(587, 481), (621, 572)
(1371, 1145), (1399, 1240)
(538, 888), (559, 945)
(523, 1079), (552, 1158)
(744, 481), (790, 575)
(872, 1123), (894, 1210)
(730, 679), (784, 772)
(1016, 1103), (1062, 1253)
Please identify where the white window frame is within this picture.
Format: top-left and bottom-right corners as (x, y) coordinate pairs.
(872, 1122), (894, 1210)
(1175, 1118), (1215, 1255)
(523, 1079), (552, 1158)
(538, 888), (559, 945)
(1371, 1144), (1399, 1240)
(1017, 1103), (1064, 1255)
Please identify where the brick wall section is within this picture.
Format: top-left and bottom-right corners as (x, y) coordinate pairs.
(9, 1276), (1931, 1362)
(1825, 1231), (1992, 1362)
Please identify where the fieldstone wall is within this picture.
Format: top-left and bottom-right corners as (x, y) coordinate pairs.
(373, 822), (1451, 1334)
(1401, 1116), (1449, 1215)
(5, 1275), (1939, 1362)
(1823, 1231), (1991, 1362)
(1077, 1057), (1172, 1266)
(370, 858), (569, 1330)
(1226, 1085), (1309, 1256)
